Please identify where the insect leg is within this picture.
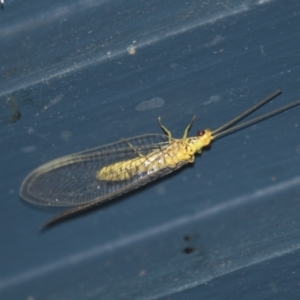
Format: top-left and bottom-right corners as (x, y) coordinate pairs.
(158, 117), (172, 143)
(121, 138), (144, 157)
(183, 115), (196, 139)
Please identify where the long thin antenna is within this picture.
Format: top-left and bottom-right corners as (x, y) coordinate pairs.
(211, 89), (282, 135)
(212, 97), (300, 140)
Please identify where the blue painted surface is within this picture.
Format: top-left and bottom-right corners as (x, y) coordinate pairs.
(1, 0), (300, 299)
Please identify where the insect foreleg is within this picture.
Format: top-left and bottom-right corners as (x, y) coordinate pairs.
(158, 117), (172, 143)
(183, 115), (196, 139)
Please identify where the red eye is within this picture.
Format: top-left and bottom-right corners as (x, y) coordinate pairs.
(197, 130), (205, 136)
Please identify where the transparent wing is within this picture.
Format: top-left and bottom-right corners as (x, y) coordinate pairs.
(20, 134), (187, 208)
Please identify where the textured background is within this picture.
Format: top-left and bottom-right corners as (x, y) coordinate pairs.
(1, 0), (300, 299)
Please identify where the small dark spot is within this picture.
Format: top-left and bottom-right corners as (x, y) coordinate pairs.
(7, 96), (20, 119)
(9, 110), (21, 122)
(184, 235), (191, 241)
(183, 246), (195, 254)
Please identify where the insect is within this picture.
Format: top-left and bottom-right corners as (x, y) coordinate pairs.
(20, 89), (300, 229)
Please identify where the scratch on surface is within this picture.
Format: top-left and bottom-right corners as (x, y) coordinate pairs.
(42, 94), (63, 112)
(203, 95), (221, 106)
(0, 3), (250, 98)
(257, 0), (274, 5)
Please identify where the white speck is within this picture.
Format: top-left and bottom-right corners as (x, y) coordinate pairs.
(203, 35), (224, 47)
(138, 269), (146, 277)
(213, 48), (224, 54)
(169, 63), (177, 69)
(28, 127), (35, 134)
(60, 130), (72, 141)
(21, 146), (37, 153)
(136, 97), (165, 111)
(156, 185), (166, 195)
(127, 45), (136, 55)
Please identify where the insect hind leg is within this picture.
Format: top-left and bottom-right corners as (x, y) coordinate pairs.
(121, 138), (144, 157)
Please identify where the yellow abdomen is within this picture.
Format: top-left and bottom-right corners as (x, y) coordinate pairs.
(97, 139), (197, 181)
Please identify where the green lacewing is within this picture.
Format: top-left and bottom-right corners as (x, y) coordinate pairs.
(20, 89), (300, 228)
